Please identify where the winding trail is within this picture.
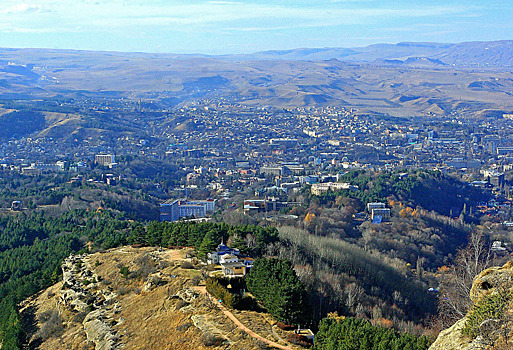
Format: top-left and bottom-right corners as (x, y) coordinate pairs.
(193, 286), (293, 350)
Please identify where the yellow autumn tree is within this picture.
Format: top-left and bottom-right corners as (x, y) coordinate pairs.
(304, 212), (316, 223)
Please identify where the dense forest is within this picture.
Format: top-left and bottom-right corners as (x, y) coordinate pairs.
(0, 110), (46, 140)
(0, 170), (164, 221)
(276, 226), (437, 327)
(313, 316), (431, 350)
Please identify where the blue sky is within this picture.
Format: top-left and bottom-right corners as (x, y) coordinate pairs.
(0, 0), (511, 54)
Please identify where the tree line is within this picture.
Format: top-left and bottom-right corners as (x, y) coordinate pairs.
(313, 316), (431, 350)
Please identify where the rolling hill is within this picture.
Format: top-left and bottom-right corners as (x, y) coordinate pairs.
(0, 40), (513, 117)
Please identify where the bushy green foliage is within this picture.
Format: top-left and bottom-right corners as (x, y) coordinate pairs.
(205, 277), (257, 310)
(462, 291), (511, 339)
(206, 277), (240, 309)
(246, 258), (309, 325)
(313, 317), (431, 350)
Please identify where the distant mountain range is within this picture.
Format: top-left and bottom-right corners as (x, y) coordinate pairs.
(235, 40), (513, 67)
(0, 40), (512, 116)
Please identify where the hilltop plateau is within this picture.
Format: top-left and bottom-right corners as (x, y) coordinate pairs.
(20, 246), (303, 350)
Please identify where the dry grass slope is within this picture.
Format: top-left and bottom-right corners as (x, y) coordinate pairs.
(20, 247), (303, 350)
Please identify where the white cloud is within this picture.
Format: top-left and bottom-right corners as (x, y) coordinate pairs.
(0, 4), (42, 15)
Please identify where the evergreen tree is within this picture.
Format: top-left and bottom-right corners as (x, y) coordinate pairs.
(246, 258), (309, 325)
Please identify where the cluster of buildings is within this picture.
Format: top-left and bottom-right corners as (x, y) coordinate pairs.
(1, 99), (512, 225)
(207, 241), (253, 277)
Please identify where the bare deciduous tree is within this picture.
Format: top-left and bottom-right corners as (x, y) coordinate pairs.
(438, 231), (492, 327)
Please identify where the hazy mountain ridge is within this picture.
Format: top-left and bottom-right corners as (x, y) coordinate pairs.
(243, 40), (513, 67)
(1, 40), (513, 116)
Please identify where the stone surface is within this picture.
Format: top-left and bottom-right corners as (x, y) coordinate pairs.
(174, 289), (198, 303)
(59, 254), (120, 350)
(429, 261), (513, 350)
(83, 310), (118, 350)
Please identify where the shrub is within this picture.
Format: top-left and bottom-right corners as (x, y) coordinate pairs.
(237, 295), (258, 311)
(119, 265), (130, 279)
(255, 340), (270, 349)
(176, 322), (192, 332)
(158, 260), (170, 270)
(200, 332), (224, 347)
(37, 310), (54, 323)
(287, 333), (313, 347)
(72, 312), (88, 323)
(462, 291), (511, 339)
(181, 261), (194, 269)
(34, 310), (64, 341)
(176, 299), (188, 310)
(191, 275), (202, 286)
(206, 277), (241, 309)
(117, 286), (130, 295)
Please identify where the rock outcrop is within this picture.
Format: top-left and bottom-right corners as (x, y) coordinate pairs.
(59, 254), (120, 350)
(83, 310), (118, 350)
(429, 261), (513, 350)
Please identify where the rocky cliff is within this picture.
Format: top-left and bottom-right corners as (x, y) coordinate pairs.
(429, 261), (513, 350)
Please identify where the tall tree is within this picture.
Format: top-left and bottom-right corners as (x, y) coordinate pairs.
(246, 258), (309, 325)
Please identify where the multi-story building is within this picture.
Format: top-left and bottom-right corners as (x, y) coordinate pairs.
(367, 202), (386, 212)
(371, 208), (391, 220)
(95, 154), (115, 166)
(160, 198), (216, 221)
(311, 182), (358, 195)
(243, 197), (300, 213)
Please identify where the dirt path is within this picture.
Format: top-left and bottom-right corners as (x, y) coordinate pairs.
(193, 286), (293, 350)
